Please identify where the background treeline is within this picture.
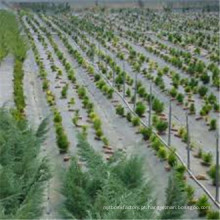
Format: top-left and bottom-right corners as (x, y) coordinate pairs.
(13, 0), (219, 12)
(0, 108), (50, 219)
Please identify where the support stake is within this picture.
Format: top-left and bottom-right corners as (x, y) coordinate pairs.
(186, 112), (190, 170)
(123, 62), (126, 98)
(133, 72), (138, 110)
(216, 134), (219, 203)
(148, 83), (152, 127)
(168, 99), (172, 146)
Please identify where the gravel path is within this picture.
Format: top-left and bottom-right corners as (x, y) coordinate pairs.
(0, 55), (14, 108)
(23, 47), (65, 219)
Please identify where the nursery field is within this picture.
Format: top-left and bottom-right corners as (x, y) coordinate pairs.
(0, 2), (219, 220)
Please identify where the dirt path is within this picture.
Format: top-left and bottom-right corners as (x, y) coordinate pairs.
(23, 48), (65, 219)
(0, 55), (14, 108)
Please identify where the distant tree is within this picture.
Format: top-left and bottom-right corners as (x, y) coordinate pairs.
(137, 0), (144, 8)
(163, 2), (173, 13)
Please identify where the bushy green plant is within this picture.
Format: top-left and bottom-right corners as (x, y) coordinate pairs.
(0, 108), (50, 219)
(78, 86), (87, 99)
(132, 116), (140, 126)
(208, 165), (220, 185)
(156, 120), (168, 134)
(126, 112), (132, 122)
(200, 73), (210, 84)
(177, 93), (184, 103)
(152, 99), (164, 114)
(170, 87), (177, 97)
(101, 136), (109, 146)
(209, 119), (217, 130)
(160, 171), (187, 219)
(93, 117), (102, 130)
(69, 97), (75, 105)
(95, 128), (103, 139)
(157, 146), (167, 160)
(140, 127), (152, 140)
(189, 103), (196, 114)
(198, 86), (208, 97)
(42, 79), (49, 90)
(185, 185), (195, 202)
(56, 125), (69, 153)
(196, 195), (211, 217)
(61, 84), (68, 98)
(107, 88), (114, 99)
(62, 134), (186, 219)
(135, 102), (146, 117)
(202, 152), (213, 165)
(168, 149), (177, 167)
(54, 110), (62, 123)
(207, 211), (220, 219)
(126, 88), (131, 97)
(151, 138), (161, 151)
(72, 115), (79, 126)
(116, 105), (124, 116)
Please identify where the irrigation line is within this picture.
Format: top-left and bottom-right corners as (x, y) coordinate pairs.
(45, 17), (220, 209)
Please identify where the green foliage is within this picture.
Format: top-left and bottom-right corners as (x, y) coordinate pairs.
(14, 60), (25, 117)
(208, 165), (220, 185)
(115, 105), (124, 116)
(61, 84), (68, 99)
(0, 11), (27, 61)
(152, 99), (164, 114)
(0, 11), (27, 117)
(140, 127), (152, 140)
(157, 146), (167, 160)
(160, 171), (187, 219)
(126, 88), (131, 97)
(189, 103), (196, 114)
(77, 86), (87, 99)
(55, 125), (69, 153)
(156, 120), (168, 133)
(185, 185), (195, 202)
(61, 134), (159, 219)
(170, 87), (177, 98)
(168, 149), (177, 167)
(95, 128), (103, 139)
(135, 102), (146, 117)
(131, 116), (140, 126)
(209, 119), (217, 130)
(53, 110), (62, 123)
(126, 112), (132, 122)
(93, 117), (102, 130)
(0, 108), (50, 219)
(196, 195), (211, 217)
(101, 136), (109, 146)
(207, 211), (220, 220)
(176, 93), (184, 103)
(198, 86), (208, 97)
(202, 152), (213, 165)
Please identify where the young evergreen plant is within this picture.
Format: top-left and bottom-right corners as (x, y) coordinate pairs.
(0, 108), (50, 219)
(61, 134), (188, 219)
